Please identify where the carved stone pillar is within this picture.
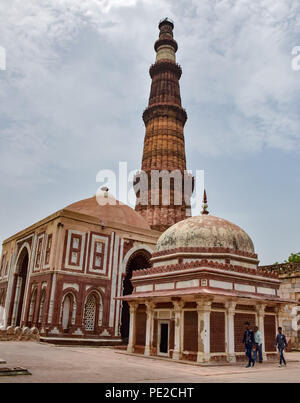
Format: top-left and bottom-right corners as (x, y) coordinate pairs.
(256, 304), (267, 361)
(196, 299), (212, 363)
(225, 301), (236, 362)
(144, 301), (155, 356)
(127, 301), (139, 353)
(172, 300), (184, 360)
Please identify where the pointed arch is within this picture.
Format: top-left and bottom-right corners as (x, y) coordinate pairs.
(121, 244), (153, 274)
(15, 243), (31, 275)
(9, 245), (30, 326)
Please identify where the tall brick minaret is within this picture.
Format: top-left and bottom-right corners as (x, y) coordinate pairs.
(135, 18), (193, 232)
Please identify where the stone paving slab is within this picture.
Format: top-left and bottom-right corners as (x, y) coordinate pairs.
(0, 341), (299, 383)
(116, 350), (300, 367)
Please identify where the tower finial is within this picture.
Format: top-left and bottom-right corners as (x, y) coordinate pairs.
(201, 189), (209, 215)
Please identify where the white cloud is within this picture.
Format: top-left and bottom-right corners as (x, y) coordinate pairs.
(0, 0), (300, 265)
(0, 0), (299, 189)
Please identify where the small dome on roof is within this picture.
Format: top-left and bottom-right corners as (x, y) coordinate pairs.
(155, 214), (255, 255)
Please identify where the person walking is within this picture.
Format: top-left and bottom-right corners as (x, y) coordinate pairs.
(275, 327), (288, 367)
(242, 322), (255, 368)
(253, 325), (263, 363)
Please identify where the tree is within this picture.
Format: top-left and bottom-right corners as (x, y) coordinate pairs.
(285, 252), (300, 263)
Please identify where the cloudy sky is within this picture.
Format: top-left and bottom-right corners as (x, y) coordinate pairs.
(0, 0), (299, 264)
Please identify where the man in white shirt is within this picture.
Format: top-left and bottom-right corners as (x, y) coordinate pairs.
(253, 325), (263, 363)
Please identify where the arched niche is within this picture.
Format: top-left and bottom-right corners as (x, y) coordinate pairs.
(120, 248), (152, 341)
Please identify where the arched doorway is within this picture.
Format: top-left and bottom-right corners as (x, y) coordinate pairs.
(120, 250), (151, 341)
(10, 247), (29, 326)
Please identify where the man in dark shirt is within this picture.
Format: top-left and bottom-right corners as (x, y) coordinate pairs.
(275, 327), (288, 367)
(242, 321), (255, 368)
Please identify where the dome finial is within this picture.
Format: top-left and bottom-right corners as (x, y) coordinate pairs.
(201, 189), (209, 215)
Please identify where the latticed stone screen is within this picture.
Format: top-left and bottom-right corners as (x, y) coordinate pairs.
(84, 294), (96, 331)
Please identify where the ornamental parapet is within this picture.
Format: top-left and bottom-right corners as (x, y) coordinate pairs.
(259, 262), (300, 277)
(132, 259), (278, 279)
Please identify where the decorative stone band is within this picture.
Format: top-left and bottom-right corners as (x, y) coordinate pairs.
(141, 148), (186, 162)
(149, 60), (182, 79)
(132, 259), (278, 279)
(154, 38), (178, 53)
(144, 129), (184, 141)
(152, 246), (258, 260)
(142, 104), (187, 125)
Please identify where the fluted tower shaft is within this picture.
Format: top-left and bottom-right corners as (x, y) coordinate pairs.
(135, 19), (193, 232)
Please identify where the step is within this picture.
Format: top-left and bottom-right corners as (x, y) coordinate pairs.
(0, 367), (31, 376)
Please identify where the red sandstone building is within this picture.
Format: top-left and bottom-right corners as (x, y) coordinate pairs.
(120, 209), (290, 362)
(0, 192), (159, 343)
(0, 19), (292, 356)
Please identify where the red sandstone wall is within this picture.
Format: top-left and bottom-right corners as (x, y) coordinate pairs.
(183, 311), (198, 352)
(234, 313), (256, 352)
(135, 309), (146, 346)
(264, 315), (276, 351)
(210, 311), (225, 353)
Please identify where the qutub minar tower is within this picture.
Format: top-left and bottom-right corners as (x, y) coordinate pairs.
(135, 18), (193, 232)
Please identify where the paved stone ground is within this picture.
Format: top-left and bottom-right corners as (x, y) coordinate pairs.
(0, 341), (299, 383)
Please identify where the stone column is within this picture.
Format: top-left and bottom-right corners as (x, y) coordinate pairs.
(256, 304), (267, 361)
(276, 305), (285, 329)
(7, 273), (18, 326)
(196, 299), (212, 363)
(11, 275), (23, 326)
(172, 300), (184, 360)
(144, 301), (155, 356)
(127, 301), (138, 353)
(225, 301), (236, 363)
(47, 273), (57, 325)
(54, 222), (64, 270)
